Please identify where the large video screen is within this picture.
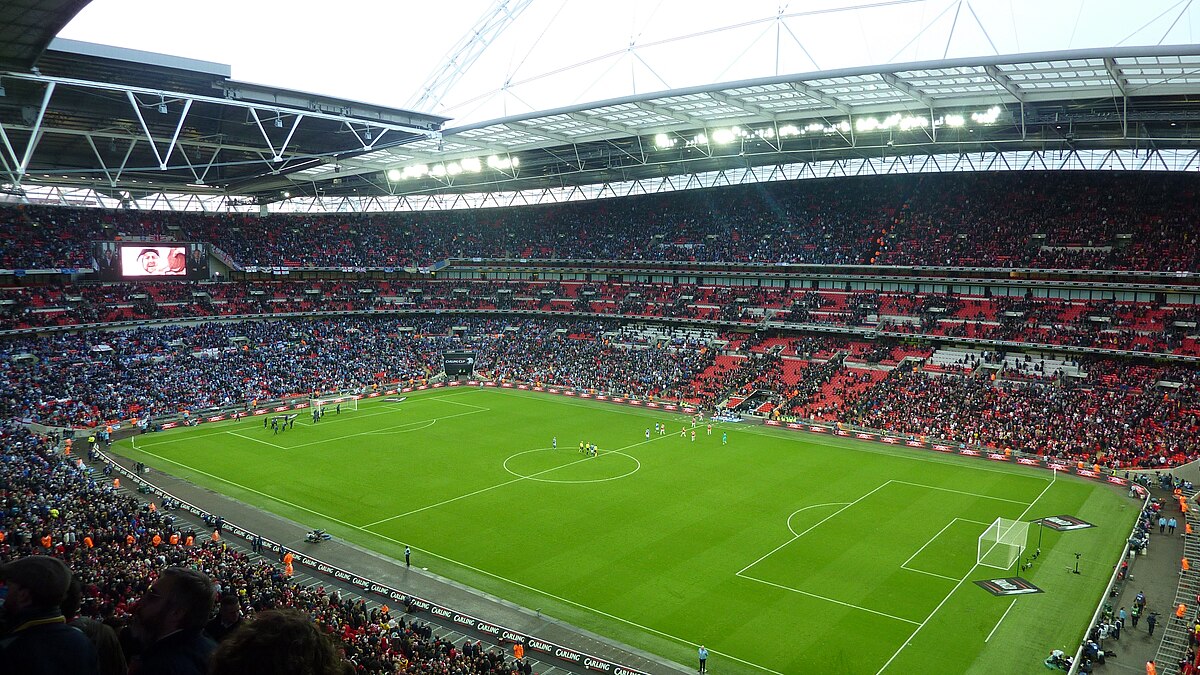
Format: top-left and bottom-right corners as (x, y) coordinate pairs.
(95, 242), (209, 281)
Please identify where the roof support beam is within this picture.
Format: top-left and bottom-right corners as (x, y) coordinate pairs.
(505, 122), (575, 145)
(982, 65), (1026, 103)
(0, 81), (55, 185)
(1102, 58), (1130, 138)
(3, 71), (439, 139)
(127, 91), (193, 170)
(249, 108), (304, 163)
(706, 91), (776, 122)
(878, 73), (934, 109)
(1103, 58), (1128, 97)
(566, 112), (640, 137)
(787, 81), (851, 116)
(633, 101), (704, 128)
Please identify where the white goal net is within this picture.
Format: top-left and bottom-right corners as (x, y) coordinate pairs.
(977, 517), (1030, 570)
(309, 396), (359, 415)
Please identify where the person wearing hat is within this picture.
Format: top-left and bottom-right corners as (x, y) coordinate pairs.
(136, 248), (163, 275)
(0, 554), (99, 675)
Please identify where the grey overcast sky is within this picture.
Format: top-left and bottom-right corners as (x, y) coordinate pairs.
(57, 0), (1200, 126)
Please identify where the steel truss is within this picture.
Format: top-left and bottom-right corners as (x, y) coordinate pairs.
(0, 71), (440, 191)
(6, 148), (1197, 213)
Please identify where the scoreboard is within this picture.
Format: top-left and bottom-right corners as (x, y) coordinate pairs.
(443, 350), (476, 376)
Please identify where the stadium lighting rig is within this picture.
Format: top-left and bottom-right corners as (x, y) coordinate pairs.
(387, 155), (515, 182)
(653, 105), (1004, 150)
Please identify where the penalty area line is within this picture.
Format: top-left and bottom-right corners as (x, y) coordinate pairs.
(874, 468), (1057, 674)
(985, 599), (1017, 643)
(736, 572), (921, 626)
(228, 431), (286, 450)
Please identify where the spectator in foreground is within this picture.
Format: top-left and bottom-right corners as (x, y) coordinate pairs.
(0, 554), (99, 675)
(203, 594), (243, 644)
(126, 567), (216, 675)
(207, 609), (352, 675)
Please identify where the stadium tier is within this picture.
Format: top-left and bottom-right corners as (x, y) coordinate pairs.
(2, 172), (1200, 271)
(1, 315), (1196, 471)
(3, 170), (1199, 675)
(0, 279), (1197, 357)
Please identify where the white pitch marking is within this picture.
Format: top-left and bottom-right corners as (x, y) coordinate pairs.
(362, 432), (668, 528)
(985, 599), (1018, 643)
(736, 573), (921, 625)
(228, 431), (286, 450)
(737, 481), (893, 576)
(874, 472), (1056, 674)
(118, 445), (784, 675)
(888, 479), (1029, 505)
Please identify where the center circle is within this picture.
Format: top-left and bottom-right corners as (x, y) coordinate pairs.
(502, 447), (641, 484)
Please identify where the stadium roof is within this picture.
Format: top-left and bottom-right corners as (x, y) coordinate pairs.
(0, 0), (90, 71)
(2, 1), (1200, 210)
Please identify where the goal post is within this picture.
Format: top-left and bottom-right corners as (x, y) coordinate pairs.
(308, 395), (359, 415)
(977, 517), (1030, 570)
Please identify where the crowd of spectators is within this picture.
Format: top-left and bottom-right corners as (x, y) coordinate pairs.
(1, 279), (1196, 358)
(3, 171), (1199, 271)
(836, 360), (1200, 468)
(0, 419), (537, 674)
(0, 306), (1196, 469)
(0, 317), (724, 428)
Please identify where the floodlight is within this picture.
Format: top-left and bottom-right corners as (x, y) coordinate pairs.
(778, 125), (800, 137)
(386, 169), (402, 182)
(654, 133), (673, 149)
(446, 162), (462, 176)
(431, 164), (447, 177)
(971, 106), (1002, 124)
(461, 157), (482, 172)
(712, 129), (734, 144)
(487, 155), (515, 170)
(855, 117), (878, 132)
(281, 191), (290, 198)
(944, 114), (965, 127)
(511, 157), (519, 167)
(693, 133), (708, 145)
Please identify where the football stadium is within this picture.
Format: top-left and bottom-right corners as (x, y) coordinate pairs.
(1, 2), (1200, 674)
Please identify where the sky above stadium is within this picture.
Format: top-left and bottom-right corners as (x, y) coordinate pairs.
(58, 0), (1200, 127)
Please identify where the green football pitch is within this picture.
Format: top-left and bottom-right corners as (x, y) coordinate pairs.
(113, 387), (1135, 674)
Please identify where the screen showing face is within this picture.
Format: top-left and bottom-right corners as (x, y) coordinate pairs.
(121, 246), (188, 277)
